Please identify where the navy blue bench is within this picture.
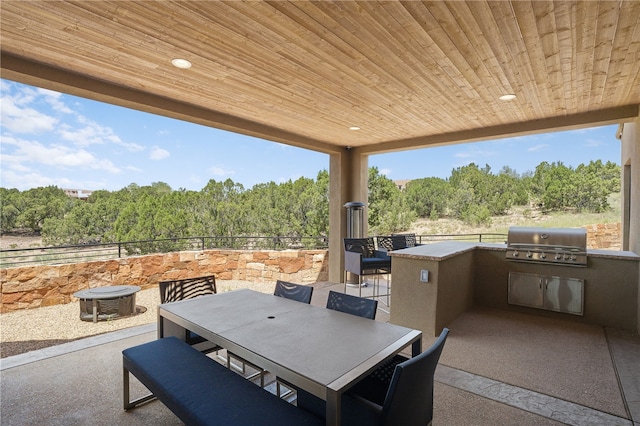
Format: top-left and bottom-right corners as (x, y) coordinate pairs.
(123, 337), (322, 426)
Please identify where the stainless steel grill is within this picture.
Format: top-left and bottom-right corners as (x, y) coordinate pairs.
(506, 227), (587, 267)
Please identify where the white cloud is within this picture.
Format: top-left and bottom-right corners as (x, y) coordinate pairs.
(149, 145), (170, 160)
(210, 166), (235, 177)
(0, 168), (112, 191)
(124, 165), (143, 172)
(583, 138), (603, 148)
(1, 83), (142, 155)
(454, 151), (473, 159)
(527, 144), (549, 152)
(0, 169), (59, 190)
(0, 95), (58, 134)
(379, 168), (392, 176)
(454, 146), (499, 159)
(0, 135), (121, 173)
(59, 116), (144, 152)
(37, 88), (74, 114)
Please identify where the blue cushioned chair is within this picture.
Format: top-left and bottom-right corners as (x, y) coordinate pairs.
(343, 238), (391, 299)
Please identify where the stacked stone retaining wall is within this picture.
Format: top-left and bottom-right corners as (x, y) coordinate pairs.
(583, 223), (621, 250)
(0, 249), (328, 313)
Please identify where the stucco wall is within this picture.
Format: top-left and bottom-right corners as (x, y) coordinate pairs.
(390, 243), (638, 337)
(474, 248), (638, 330)
(391, 249), (475, 337)
(620, 113), (640, 334)
(0, 249), (328, 312)
(620, 115), (640, 254)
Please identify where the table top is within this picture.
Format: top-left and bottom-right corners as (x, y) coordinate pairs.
(159, 289), (421, 398)
(73, 285), (140, 299)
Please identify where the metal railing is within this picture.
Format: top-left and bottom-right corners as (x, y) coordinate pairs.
(0, 233), (506, 268)
(0, 236), (329, 268)
(415, 233), (507, 244)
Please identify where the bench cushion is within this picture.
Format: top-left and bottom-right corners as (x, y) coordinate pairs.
(123, 337), (322, 426)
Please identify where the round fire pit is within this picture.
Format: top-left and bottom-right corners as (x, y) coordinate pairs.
(74, 285), (141, 323)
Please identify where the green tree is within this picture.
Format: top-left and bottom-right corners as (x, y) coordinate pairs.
(15, 186), (72, 233)
(572, 160), (620, 212)
(0, 188), (21, 233)
(532, 162), (575, 211)
(368, 167), (416, 234)
(305, 170), (330, 238)
(448, 164), (494, 224)
(375, 190), (417, 234)
(368, 167), (398, 229)
(404, 177), (451, 219)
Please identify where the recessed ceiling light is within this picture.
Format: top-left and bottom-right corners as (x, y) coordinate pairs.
(171, 58), (192, 69)
(349, 126), (361, 131)
(499, 94), (516, 101)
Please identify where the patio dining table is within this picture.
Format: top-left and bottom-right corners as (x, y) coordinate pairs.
(158, 288), (422, 426)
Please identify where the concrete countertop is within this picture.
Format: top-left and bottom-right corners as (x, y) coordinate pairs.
(389, 241), (478, 261)
(389, 241), (639, 262)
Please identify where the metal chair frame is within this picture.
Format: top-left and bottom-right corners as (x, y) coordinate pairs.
(344, 238), (391, 304)
(158, 275), (220, 353)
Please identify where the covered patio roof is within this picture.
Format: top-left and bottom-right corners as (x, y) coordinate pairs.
(1, 1), (639, 155)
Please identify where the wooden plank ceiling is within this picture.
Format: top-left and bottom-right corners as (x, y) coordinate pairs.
(1, 1), (639, 155)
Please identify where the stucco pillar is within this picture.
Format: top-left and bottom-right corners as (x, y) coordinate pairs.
(328, 148), (369, 282)
(619, 111), (640, 333)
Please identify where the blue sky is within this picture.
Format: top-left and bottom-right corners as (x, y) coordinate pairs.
(1, 79), (621, 192)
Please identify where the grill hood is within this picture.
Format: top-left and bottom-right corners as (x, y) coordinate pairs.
(506, 227), (587, 267)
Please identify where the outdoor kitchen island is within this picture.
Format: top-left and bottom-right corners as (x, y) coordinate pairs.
(389, 241), (639, 337)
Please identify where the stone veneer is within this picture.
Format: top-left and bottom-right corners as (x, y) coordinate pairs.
(0, 249), (328, 313)
(584, 223), (621, 250)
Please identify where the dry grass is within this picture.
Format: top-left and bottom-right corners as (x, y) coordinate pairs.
(407, 195), (621, 236)
(0, 280), (272, 359)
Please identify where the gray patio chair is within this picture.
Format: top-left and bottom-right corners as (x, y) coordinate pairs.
(326, 290), (378, 320)
(344, 238), (391, 299)
(377, 233), (417, 251)
(298, 328), (449, 425)
(158, 275), (220, 354)
(274, 279), (314, 303)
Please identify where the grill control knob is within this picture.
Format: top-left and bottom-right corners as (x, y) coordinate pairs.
(540, 252), (547, 259)
(526, 251), (533, 258)
(555, 253), (562, 260)
(512, 250), (519, 257)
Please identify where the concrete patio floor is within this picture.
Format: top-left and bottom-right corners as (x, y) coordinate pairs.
(1, 281), (638, 425)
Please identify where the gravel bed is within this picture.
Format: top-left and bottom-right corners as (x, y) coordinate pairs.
(0, 280), (274, 358)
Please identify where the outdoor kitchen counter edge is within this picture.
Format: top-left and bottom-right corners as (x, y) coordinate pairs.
(389, 241), (639, 262)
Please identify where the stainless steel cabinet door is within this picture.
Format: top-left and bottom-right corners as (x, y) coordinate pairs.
(508, 272), (584, 316)
(543, 276), (584, 315)
(508, 272), (544, 308)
